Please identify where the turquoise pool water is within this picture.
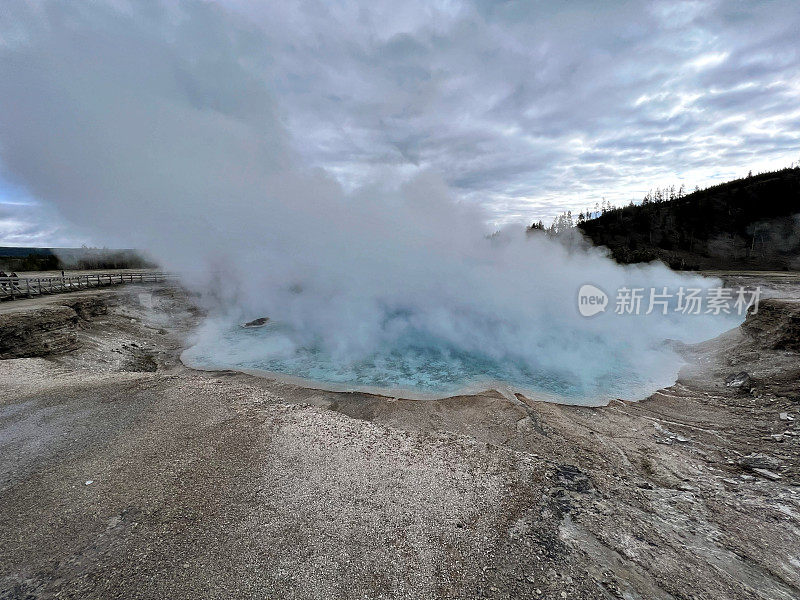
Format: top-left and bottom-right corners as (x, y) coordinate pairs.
(182, 320), (682, 404)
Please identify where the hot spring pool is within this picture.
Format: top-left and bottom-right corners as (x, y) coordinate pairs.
(181, 319), (690, 405)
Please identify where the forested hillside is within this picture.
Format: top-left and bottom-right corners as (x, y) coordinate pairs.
(577, 167), (800, 270)
(0, 247), (154, 272)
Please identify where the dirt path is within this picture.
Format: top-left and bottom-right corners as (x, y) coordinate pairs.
(1, 284), (798, 599)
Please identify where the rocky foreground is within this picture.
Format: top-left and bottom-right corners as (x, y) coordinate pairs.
(1, 279), (799, 600)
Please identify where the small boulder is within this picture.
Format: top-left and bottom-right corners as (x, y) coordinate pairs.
(725, 371), (752, 390)
(738, 453), (782, 471)
(242, 317), (270, 328)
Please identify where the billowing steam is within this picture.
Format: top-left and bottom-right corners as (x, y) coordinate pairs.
(0, 2), (740, 403)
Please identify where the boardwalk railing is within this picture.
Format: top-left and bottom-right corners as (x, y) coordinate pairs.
(0, 272), (174, 301)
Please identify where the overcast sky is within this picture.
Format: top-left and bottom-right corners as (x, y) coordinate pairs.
(1, 0), (798, 247)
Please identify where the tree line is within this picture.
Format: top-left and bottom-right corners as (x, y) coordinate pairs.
(528, 164), (800, 270)
(532, 162), (799, 235)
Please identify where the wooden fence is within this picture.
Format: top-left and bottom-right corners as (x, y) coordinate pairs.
(0, 272), (174, 301)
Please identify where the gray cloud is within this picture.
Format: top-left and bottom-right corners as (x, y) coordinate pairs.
(0, 200), (89, 247)
(1, 0), (799, 244)
(240, 0), (799, 224)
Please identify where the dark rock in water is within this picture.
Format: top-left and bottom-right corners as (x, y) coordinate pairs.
(725, 371), (751, 390)
(242, 317), (270, 328)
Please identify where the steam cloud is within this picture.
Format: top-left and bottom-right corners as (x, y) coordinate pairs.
(0, 2), (740, 403)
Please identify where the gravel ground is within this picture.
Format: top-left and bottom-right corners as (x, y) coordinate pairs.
(1, 281), (799, 599)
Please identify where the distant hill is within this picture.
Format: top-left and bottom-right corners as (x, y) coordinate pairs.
(0, 246), (57, 258)
(577, 167), (800, 270)
(0, 246), (155, 271)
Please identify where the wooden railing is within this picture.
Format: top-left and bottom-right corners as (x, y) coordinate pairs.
(0, 272), (174, 301)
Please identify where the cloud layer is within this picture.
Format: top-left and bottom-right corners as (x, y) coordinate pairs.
(224, 0), (800, 224)
(1, 0), (799, 243)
